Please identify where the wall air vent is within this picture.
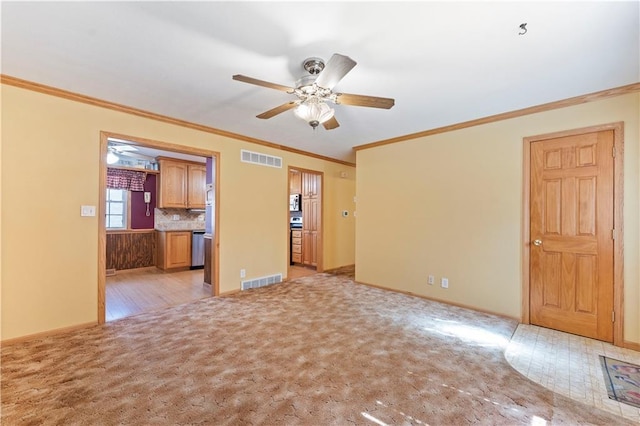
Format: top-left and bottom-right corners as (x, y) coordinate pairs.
(240, 149), (282, 168)
(241, 273), (283, 291)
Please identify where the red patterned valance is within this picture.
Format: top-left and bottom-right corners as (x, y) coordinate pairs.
(106, 168), (146, 191)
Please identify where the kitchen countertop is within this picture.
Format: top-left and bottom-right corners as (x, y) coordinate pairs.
(155, 221), (206, 232)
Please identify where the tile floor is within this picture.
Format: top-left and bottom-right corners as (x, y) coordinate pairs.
(505, 324), (640, 423)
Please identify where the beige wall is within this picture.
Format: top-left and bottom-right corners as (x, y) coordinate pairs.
(356, 93), (640, 345)
(0, 84), (356, 340)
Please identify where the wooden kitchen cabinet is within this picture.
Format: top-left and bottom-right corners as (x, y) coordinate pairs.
(158, 158), (188, 208)
(301, 196), (319, 267)
(291, 229), (302, 264)
(301, 172), (321, 267)
(187, 164), (206, 208)
(302, 229), (317, 266)
(289, 170), (302, 194)
(157, 157), (206, 208)
(289, 169), (322, 268)
(156, 230), (192, 270)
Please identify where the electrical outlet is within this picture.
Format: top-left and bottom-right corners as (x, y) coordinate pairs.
(441, 277), (449, 289)
(172, 214), (180, 221)
(428, 275), (434, 285)
(240, 269), (246, 279)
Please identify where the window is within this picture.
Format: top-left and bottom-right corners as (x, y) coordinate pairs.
(106, 189), (127, 229)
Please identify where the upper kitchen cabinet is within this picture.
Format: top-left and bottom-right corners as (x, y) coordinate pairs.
(157, 157), (206, 209)
(158, 158), (187, 208)
(289, 170), (302, 195)
(187, 164), (206, 208)
(302, 171), (319, 198)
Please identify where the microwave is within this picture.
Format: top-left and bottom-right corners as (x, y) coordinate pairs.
(289, 194), (301, 211)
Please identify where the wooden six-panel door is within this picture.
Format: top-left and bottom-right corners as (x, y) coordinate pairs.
(530, 130), (614, 342)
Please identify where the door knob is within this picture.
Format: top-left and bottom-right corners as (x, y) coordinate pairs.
(533, 239), (543, 246)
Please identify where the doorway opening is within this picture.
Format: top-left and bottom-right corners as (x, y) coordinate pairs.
(98, 131), (220, 324)
(521, 122), (624, 345)
(287, 166), (323, 279)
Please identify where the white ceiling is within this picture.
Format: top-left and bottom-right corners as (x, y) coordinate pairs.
(2, 1), (638, 164)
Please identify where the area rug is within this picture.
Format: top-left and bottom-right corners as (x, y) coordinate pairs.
(600, 355), (640, 408)
(2, 273), (633, 425)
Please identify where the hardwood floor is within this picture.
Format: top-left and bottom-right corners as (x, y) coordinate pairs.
(106, 267), (211, 322)
(287, 265), (317, 280)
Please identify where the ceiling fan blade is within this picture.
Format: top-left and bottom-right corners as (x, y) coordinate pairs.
(315, 54), (357, 89)
(232, 75), (294, 92)
(335, 93), (395, 109)
(256, 102), (298, 119)
(117, 151), (156, 161)
(322, 116), (340, 130)
(109, 144), (138, 152)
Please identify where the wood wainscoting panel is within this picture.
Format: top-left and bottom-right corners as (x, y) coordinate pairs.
(106, 230), (156, 271)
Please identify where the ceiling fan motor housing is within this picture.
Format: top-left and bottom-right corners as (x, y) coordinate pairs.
(303, 57), (325, 75)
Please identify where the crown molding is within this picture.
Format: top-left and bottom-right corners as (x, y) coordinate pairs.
(0, 74), (356, 167)
(354, 82), (640, 152)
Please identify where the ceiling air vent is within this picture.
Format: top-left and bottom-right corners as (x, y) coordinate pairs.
(241, 149), (282, 169)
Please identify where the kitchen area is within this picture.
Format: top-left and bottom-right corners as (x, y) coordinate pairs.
(288, 168), (322, 276)
(153, 156), (212, 280)
(105, 138), (215, 321)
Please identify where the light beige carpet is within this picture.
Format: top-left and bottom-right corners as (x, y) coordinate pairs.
(1, 272), (632, 425)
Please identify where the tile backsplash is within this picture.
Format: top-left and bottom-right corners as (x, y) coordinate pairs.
(154, 208), (206, 231)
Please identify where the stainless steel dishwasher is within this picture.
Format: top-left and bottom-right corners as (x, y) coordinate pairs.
(191, 230), (205, 269)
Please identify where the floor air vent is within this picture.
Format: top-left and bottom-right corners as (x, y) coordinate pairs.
(241, 149), (282, 168)
(241, 273), (283, 291)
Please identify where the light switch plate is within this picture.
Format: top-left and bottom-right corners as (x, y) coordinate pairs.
(80, 205), (96, 217)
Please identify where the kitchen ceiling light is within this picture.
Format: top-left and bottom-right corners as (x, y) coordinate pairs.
(294, 98), (334, 129)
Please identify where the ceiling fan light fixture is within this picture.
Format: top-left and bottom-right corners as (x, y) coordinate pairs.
(294, 100), (334, 129)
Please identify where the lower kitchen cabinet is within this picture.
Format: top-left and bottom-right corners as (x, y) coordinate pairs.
(156, 230), (192, 270)
(291, 229), (302, 264)
(302, 230), (318, 266)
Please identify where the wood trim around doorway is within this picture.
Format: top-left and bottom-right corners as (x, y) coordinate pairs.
(521, 122), (625, 347)
(98, 131), (221, 324)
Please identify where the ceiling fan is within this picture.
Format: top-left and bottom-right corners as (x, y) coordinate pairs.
(107, 142), (155, 164)
(233, 53), (395, 130)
